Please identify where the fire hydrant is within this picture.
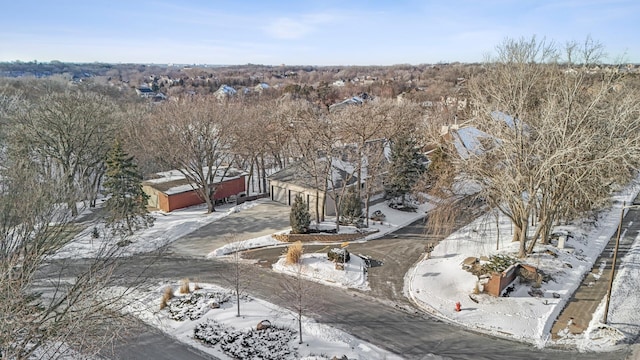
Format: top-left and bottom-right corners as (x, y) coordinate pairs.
(455, 301), (461, 312)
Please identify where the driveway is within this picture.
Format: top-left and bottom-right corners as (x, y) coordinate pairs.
(165, 199), (291, 257)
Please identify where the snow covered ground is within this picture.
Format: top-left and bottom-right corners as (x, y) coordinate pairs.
(51, 198), (412, 358)
(208, 188), (640, 352)
(406, 183), (640, 351)
(120, 281), (403, 360)
(273, 253), (370, 290)
(51, 201), (260, 259)
(53, 183), (640, 354)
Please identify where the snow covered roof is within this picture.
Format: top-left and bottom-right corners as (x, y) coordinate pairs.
(450, 126), (492, 159)
(446, 111), (524, 159)
(213, 84), (237, 98)
(491, 110), (528, 131)
(143, 167), (246, 195)
(328, 96), (364, 113)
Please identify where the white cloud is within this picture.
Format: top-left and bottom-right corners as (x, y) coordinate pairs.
(264, 12), (341, 40)
(265, 17), (311, 39)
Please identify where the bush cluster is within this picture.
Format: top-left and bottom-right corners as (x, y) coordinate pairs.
(481, 254), (518, 274)
(194, 319), (297, 359)
(165, 291), (231, 321)
(327, 248), (350, 263)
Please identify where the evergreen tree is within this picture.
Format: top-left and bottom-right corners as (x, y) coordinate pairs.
(340, 187), (362, 225)
(384, 134), (426, 205)
(290, 194), (310, 234)
(103, 140), (153, 236)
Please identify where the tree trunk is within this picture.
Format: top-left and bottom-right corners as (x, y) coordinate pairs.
(518, 221), (528, 258)
(364, 185), (370, 227)
(321, 189), (327, 222)
(314, 189), (320, 226)
(247, 160), (255, 194)
(205, 187), (216, 213)
(335, 194), (341, 232)
(66, 174), (79, 217)
(261, 156), (267, 194)
(298, 312), (303, 344)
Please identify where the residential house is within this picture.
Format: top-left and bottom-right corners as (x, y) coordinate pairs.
(328, 93), (372, 113)
(135, 86), (155, 98)
(214, 84), (237, 100)
(268, 139), (389, 216)
(439, 111), (518, 159)
(142, 167), (247, 212)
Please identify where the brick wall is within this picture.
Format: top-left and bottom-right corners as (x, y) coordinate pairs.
(272, 229), (379, 243)
(484, 263), (521, 297)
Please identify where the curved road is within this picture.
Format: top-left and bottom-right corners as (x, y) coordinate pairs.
(46, 200), (633, 359)
(105, 254), (628, 360)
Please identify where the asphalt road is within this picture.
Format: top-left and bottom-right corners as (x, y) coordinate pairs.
(105, 321), (218, 360)
(93, 255), (628, 360)
(243, 217), (435, 305)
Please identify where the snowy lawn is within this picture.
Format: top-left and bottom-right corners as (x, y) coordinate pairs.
(51, 201), (260, 259)
(406, 182), (640, 350)
(121, 281), (401, 360)
(273, 252), (370, 290)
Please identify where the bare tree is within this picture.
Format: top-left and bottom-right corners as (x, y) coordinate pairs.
(435, 36), (640, 257)
(278, 263), (317, 345)
(145, 96), (238, 213)
(282, 99), (332, 224)
(219, 236), (253, 318)
(10, 90), (117, 216)
(0, 149), (138, 359)
(231, 99), (290, 194)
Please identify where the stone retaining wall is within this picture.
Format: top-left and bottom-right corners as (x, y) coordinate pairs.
(272, 229), (379, 243)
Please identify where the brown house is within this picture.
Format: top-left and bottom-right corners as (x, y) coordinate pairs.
(142, 168), (247, 212)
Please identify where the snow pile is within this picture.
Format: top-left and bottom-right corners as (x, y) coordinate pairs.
(121, 282), (401, 360)
(208, 232), (283, 257)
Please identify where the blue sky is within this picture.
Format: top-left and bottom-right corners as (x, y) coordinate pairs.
(1, 0), (638, 65)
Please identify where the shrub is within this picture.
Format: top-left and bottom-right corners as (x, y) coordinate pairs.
(285, 241), (303, 265)
(473, 282), (480, 295)
(327, 248), (350, 263)
(290, 195), (310, 234)
(340, 188), (362, 225)
(160, 286), (174, 310)
(167, 291), (231, 321)
(481, 254), (518, 274)
(179, 278), (191, 294)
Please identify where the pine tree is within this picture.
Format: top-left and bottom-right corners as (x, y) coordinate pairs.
(384, 134), (426, 205)
(290, 195), (310, 234)
(103, 140), (153, 236)
(340, 187), (362, 225)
